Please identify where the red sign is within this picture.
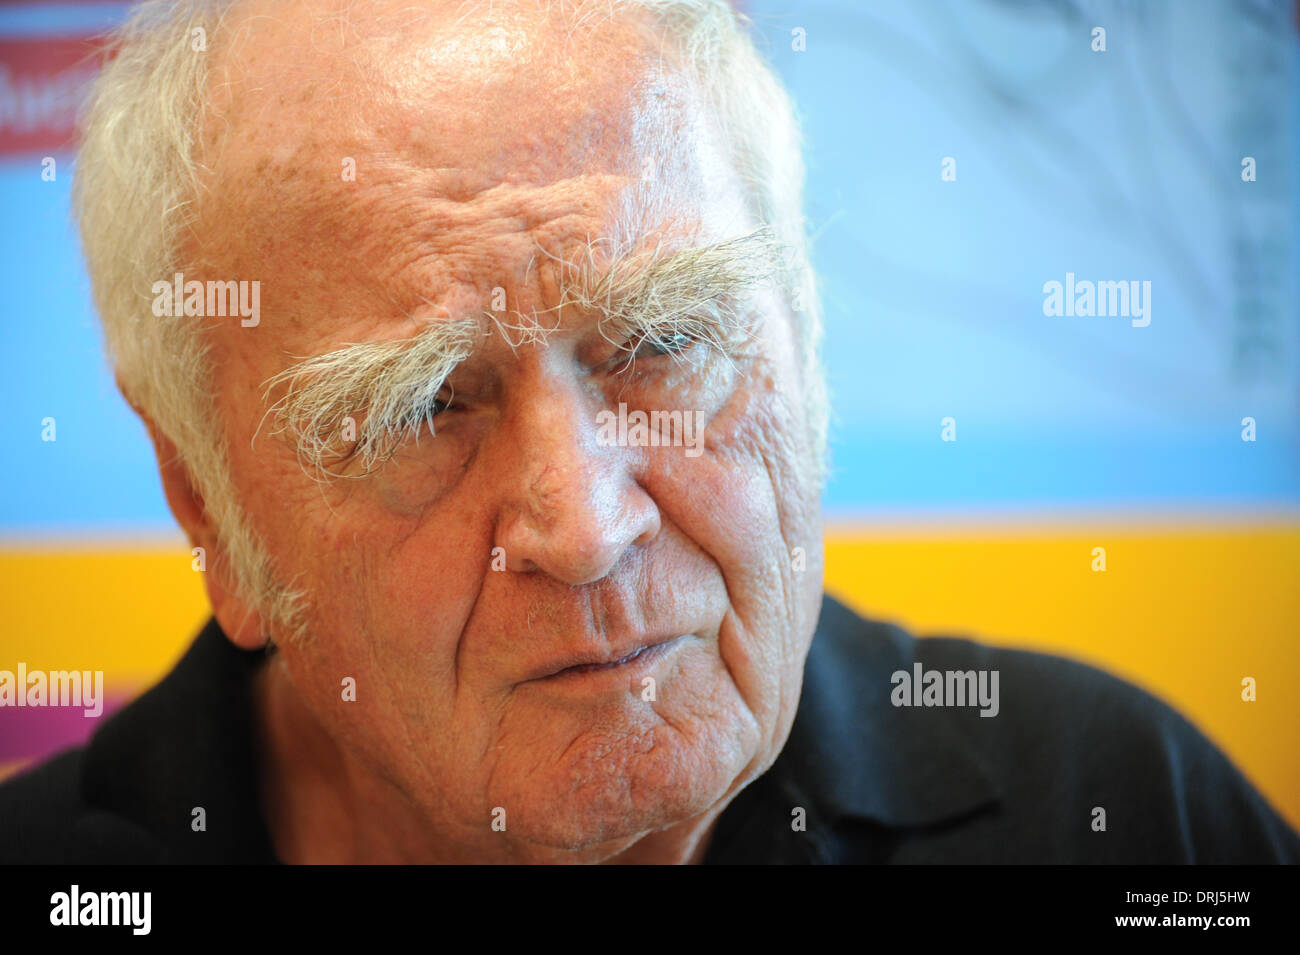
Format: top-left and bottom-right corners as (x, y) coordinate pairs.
(0, 35), (107, 155)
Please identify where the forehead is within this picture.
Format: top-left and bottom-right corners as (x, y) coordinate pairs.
(189, 0), (751, 351)
(206, 0), (671, 174)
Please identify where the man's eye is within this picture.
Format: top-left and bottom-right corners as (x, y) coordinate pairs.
(634, 330), (694, 357)
(405, 391), (452, 428)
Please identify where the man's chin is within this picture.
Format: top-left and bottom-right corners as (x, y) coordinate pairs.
(488, 724), (754, 852)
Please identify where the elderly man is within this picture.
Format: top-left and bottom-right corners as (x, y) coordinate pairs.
(2, 0), (1297, 865)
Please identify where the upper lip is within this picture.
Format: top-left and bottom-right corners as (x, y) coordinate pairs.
(524, 634), (686, 682)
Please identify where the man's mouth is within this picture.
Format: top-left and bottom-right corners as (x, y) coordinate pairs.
(530, 635), (690, 682)
(558, 643), (659, 675)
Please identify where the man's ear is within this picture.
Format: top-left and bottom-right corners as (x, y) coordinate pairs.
(130, 395), (268, 651)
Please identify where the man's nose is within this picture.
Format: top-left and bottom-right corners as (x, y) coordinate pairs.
(492, 381), (660, 584)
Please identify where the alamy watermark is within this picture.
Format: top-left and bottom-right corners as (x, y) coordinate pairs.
(1042, 272), (1151, 327)
(152, 271), (260, 327)
(891, 663), (1000, 717)
(595, 402), (705, 457)
(0, 664), (103, 717)
(50, 885), (150, 935)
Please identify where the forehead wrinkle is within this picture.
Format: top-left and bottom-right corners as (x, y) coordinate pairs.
(222, 153), (633, 305)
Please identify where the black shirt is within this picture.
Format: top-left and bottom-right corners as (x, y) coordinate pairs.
(3, 595), (1297, 863)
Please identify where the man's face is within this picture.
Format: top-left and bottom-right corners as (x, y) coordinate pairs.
(187, 0), (824, 858)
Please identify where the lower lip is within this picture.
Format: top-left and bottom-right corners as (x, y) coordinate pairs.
(542, 635), (689, 684)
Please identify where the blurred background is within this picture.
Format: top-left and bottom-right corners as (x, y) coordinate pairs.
(1, 0), (1297, 831)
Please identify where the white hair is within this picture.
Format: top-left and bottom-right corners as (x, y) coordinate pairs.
(73, 0), (826, 646)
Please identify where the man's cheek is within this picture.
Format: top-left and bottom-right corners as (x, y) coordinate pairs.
(283, 529), (463, 719)
(329, 505), (483, 628)
(649, 642), (760, 736)
(277, 619), (460, 792)
(654, 380), (812, 709)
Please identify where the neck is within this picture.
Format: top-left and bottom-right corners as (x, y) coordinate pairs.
(250, 654), (724, 864)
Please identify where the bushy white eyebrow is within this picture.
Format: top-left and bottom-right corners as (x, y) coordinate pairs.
(555, 225), (787, 363)
(260, 227), (789, 481)
(260, 319), (477, 481)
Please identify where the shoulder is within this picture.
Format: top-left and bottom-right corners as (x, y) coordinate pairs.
(807, 596), (1300, 863)
(0, 748), (162, 863)
(0, 617), (273, 864)
(929, 636), (1296, 859)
